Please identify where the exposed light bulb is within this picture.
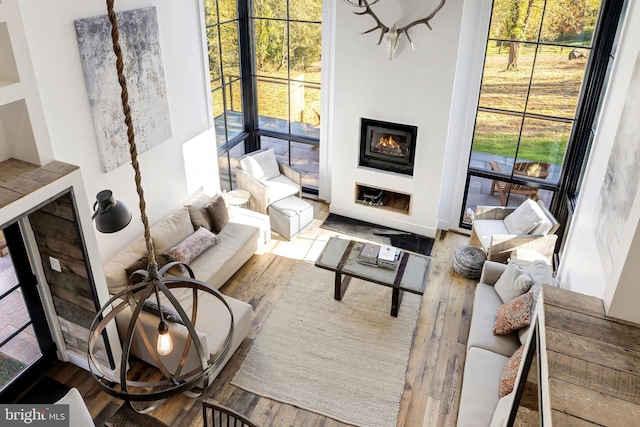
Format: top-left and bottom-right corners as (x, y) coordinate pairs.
(157, 321), (173, 356)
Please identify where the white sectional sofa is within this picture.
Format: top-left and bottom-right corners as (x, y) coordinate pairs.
(103, 193), (270, 382)
(457, 259), (555, 427)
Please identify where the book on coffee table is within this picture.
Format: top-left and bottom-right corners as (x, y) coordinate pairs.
(377, 245), (401, 270)
(358, 243), (381, 266)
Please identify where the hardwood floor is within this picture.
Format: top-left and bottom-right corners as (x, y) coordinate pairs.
(45, 200), (477, 426)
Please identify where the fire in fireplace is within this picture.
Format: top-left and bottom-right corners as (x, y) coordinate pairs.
(359, 118), (417, 176)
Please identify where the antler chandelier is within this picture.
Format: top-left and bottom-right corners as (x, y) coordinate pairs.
(87, 0), (234, 413)
(351, 0), (446, 60)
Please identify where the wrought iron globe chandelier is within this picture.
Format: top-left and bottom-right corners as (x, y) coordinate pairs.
(88, 0), (234, 413)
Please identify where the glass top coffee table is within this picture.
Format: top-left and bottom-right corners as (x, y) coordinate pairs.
(315, 236), (430, 317)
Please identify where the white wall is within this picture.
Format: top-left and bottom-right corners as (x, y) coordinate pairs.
(329, 0), (463, 237)
(19, 0), (213, 262)
(558, 0), (640, 322)
(439, 0), (492, 232)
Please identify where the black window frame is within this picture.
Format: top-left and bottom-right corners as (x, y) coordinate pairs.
(459, 0), (626, 242)
(205, 0), (322, 195)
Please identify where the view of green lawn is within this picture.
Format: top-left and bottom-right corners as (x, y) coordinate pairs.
(472, 44), (588, 165)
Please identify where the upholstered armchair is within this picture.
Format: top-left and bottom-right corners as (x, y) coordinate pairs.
(469, 199), (559, 264)
(235, 148), (302, 214)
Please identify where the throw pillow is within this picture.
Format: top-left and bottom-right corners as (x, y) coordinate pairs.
(503, 199), (545, 235)
(125, 256), (149, 284)
(187, 193), (212, 231)
(141, 298), (185, 325)
(495, 272), (532, 303)
(165, 227), (220, 272)
(204, 194), (229, 234)
(499, 344), (525, 397)
(125, 255), (170, 284)
(493, 291), (533, 335)
(527, 260), (553, 287)
(493, 260), (527, 301)
(151, 207), (194, 255)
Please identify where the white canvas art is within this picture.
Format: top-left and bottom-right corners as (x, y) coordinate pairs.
(594, 52), (640, 274)
(75, 7), (172, 172)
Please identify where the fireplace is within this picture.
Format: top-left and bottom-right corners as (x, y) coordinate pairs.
(359, 118), (417, 176)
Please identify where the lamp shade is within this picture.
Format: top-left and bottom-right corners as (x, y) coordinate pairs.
(92, 190), (132, 233)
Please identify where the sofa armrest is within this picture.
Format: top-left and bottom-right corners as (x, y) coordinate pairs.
(536, 200), (560, 234)
(479, 261), (507, 286)
(228, 205), (271, 246)
(235, 168), (269, 214)
(279, 164), (302, 196)
(487, 234), (557, 264)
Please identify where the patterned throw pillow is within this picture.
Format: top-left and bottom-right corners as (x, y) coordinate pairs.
(165, 227), (220, 272)
(499, 344), (525, 397)
(493, 291), (533, 335)
(141, 298), (185, 325)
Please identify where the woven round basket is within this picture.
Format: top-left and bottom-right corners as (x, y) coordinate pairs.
(453, 246), (487, 279)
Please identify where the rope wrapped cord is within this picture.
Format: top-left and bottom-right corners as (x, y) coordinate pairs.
(106, 0), (157, 270)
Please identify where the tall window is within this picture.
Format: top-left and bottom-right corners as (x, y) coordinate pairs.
(460, 0), (604, 226)
(204, 0), (246, 191)
(204, 0), (322, 193)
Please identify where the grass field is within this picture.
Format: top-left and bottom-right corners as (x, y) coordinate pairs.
(212, 45), (586, 166)
(472, 44), (587, 164)
(213, 69), (322, 131)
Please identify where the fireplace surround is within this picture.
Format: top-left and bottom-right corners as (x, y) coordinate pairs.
(359, 118), (417, 176)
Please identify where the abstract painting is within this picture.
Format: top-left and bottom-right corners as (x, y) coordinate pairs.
(594, 52), (640, 274)
(75, 7), (172, 172)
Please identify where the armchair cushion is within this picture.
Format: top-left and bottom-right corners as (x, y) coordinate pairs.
(503, 199), (545, 235)
(240, 148), (281, 180)
(472, 220), (509, 250)
(263, 174), (302, 205)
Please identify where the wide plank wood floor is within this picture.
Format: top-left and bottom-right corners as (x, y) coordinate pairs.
(45, 200), (477, 426)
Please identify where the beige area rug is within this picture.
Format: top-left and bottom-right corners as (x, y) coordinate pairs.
(231, 262), (424, 427)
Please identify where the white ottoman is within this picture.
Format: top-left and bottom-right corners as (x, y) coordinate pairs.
(269, 196), (313, 240)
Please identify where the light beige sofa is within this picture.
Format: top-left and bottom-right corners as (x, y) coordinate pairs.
(103, 194), (270, 382)
(457, 260), (555, 427)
